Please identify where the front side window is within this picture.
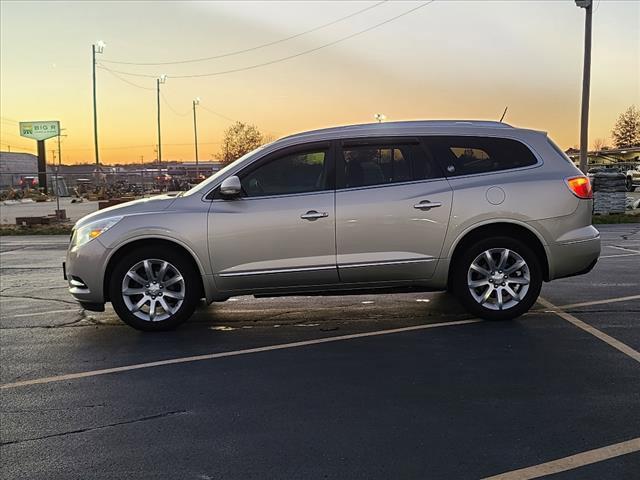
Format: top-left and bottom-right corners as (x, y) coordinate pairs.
(241, 149), (329, 197)
(425, 136), (538, 176)
(341, 143), (440, 189)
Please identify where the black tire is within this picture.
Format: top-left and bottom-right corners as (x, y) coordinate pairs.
(109, 246), (200, 331)
(626, 177), (636, 192)
(452, 236), (542, 321)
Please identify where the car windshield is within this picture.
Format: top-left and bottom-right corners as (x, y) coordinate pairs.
(181, 145), (268, 197)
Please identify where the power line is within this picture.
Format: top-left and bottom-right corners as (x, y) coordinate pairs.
(97, 63), (280, 136)
(199, 104), (238, 123)
(101, 1), (435, 79)
(160, 91), (191, 116)
(98, 64), (155, 90)
(100, 1), (388, 66)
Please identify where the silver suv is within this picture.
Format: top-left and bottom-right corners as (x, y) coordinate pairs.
(65, 121), (601, 331)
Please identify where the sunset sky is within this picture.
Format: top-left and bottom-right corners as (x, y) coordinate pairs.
(1, 0), (638, 165)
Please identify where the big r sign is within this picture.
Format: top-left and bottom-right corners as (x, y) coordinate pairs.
(19, 121), (60, 141)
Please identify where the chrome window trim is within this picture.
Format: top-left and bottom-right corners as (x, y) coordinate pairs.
(335, 176), (449, 194)
(210, 189), (334, 203)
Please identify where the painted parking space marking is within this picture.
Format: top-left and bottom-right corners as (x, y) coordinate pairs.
(538, 297), (640, 363)
(0, 318), (481, 390)
(558, 294), (640, 310)
(11, 309), (81, 318)
(599, 253), (640, 259)
(483, 436), (640, 480)
(606, 245), (640, 254)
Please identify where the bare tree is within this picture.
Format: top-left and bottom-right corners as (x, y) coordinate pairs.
(221, 122), (264, 164)
(592, 137), (608, 151)
(611, 105), (640, 149)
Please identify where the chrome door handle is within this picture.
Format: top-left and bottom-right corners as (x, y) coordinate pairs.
(301, 210), (328, 220)
(413, 201), (442, 210)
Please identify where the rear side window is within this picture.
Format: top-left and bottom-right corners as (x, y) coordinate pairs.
(424, 136), (538, 177)
(341, 142), (441, 189)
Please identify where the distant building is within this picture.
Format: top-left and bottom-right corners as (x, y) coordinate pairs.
(0, 151), (40, 189)
(565, 147), (640, 166)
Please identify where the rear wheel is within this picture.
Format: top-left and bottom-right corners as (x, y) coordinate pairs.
(452, 236), (542, 321)
(109, 247), (200, 331)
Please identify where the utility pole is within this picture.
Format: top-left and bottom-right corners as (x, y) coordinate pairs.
(193, 97), (200, 178)
(55, 132), (62, 216)
(576, 0), (592, 173)
(156, 74), (167, 171)
(92, 41), (105, 168)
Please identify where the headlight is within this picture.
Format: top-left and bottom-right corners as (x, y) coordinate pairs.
(72, 216), (123, 248)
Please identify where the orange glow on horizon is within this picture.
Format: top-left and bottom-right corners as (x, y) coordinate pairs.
(1, 1), (638, 165)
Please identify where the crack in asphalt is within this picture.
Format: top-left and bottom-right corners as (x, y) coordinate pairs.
(0, 310), (123, 330)
(0, 294), (77, 305)
(0, 410), (188, 447)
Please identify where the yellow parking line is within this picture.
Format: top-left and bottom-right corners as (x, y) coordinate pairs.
(599, 253), (640, 259)
(0, 318), (481, 390)
(538, 297), (640, 363)
(558, 294), (640, 310)
(483, 436), (640, 480)
(607, 245), (640, 254)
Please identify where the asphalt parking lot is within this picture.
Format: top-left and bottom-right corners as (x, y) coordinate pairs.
(1, 224), (639, 479)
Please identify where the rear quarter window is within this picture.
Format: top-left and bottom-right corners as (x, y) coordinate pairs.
(424, 136), (538, 177)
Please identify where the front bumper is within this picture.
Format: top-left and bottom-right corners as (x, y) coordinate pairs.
(65, 238), (111, 305)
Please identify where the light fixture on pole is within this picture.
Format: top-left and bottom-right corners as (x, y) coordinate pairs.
(193, 97), (200, 179)
(92, 40), (105, 170)
(374, 113), (386, 123)
(575, 0), (593, 173)
(156, 74), (167, 170)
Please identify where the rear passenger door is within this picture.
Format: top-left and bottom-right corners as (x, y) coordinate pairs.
(335, 137), (453, 283)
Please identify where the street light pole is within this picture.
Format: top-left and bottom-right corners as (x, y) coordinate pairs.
(156, 74), (167, 171)
(92, 41), (105, 168)
(576, 0), (593, 173)
(193, 97), (200, 178)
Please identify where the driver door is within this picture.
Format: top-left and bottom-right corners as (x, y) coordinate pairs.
(207, 142), (338, 292)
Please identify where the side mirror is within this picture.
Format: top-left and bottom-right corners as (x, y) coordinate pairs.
(219, 175), (242, 197)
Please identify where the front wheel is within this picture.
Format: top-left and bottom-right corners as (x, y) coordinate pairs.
(109, 247), (200, 331)
(452, 237), (542, 321)
(626, 177), (636, 192)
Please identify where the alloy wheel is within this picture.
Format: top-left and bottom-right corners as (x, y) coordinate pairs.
(121, 259), (185, 322)
(467, 248), (530, 311)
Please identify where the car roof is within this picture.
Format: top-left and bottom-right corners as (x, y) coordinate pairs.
(274, 120), (543, 145)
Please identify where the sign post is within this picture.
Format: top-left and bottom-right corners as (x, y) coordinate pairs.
(19, 121), (60, 194)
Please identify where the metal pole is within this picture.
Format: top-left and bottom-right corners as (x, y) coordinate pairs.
(36, 140), (47, 194)
(55, 133), (61, 215)
(156, 78), (162, 170)
(193, 100), (199, 178)
(578, 1), (592, 173)
(92, 44), (100, 167)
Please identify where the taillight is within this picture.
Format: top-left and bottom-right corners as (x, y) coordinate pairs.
(565, 176), (593, 199)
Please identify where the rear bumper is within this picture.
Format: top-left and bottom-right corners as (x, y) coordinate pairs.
(547, 233), (601, 280)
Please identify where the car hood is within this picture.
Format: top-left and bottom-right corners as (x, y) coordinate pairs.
(74, 194), (178, 229)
